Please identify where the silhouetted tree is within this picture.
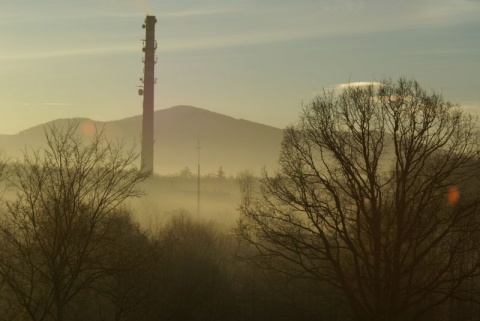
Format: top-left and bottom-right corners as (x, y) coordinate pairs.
(85, 210), (160, 321)
(217, 166), (226, 179)
(237, 78), (480, 321)
(178, 166), (193, 178)
(237, 169), (257, 209)
(0, 122), (148, 321)
(0, 152), (8, 200)
(152, 213), (237, 321)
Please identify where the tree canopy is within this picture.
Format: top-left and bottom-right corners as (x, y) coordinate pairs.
(0, 122), (149, 321)
(238, 78), (480, 321)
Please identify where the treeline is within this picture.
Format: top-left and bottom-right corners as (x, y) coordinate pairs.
(0, 122), (341, 321)
(69, 211), (346, 321)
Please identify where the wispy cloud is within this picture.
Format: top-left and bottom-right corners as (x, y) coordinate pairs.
(461, 101), (480, 114)
(159, 6), (236, 18)
(159, 29), (325, 52)
(160, 0), (480, 52)
(2, 0), (479, 59)
(21, 102), (75, 107)
(81, 12), (145, 19)
(236, 0), (480, 43)
(0, 45), (136, 62)
(8, 4), (237, 21)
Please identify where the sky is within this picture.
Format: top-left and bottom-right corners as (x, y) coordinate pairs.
(0, 0), (479, 134)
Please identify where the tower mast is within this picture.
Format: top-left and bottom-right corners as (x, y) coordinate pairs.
(140, 15), (157, 173)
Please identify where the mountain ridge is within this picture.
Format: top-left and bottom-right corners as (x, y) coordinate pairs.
(0, 105), (283, 175)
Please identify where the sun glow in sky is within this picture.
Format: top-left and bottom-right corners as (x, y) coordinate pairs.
(0, 0), (479, 134)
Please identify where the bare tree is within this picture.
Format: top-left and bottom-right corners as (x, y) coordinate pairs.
(237, 78), (480, 321)
(0, 151), (9, 201)
(237, 169), (257, 209)
(0, 122), (148, 321)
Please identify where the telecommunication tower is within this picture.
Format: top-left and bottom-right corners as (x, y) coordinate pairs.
(138, 15), (157, 173)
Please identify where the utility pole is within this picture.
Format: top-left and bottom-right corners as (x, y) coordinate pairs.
(197, 138), (201, 217)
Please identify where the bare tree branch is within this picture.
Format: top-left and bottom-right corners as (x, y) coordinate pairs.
(237, 78), (480, 321)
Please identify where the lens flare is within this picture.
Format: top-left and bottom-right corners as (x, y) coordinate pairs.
(447, 185), (460, 205)
(81, 120), (96, 136)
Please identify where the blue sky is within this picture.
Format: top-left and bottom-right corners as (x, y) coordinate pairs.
(0, 0), (479, 134)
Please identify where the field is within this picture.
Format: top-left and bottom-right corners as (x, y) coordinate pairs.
(130, 174), (244, 230)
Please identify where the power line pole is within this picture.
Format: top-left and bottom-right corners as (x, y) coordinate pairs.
(197, 138), (201, 217)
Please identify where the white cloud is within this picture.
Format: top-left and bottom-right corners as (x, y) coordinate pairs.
(333, 82), (383, 90)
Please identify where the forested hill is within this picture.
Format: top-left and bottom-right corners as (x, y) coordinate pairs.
(0, 105), (283, 175)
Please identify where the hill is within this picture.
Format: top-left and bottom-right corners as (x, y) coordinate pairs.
(0, 105), (283, 175)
